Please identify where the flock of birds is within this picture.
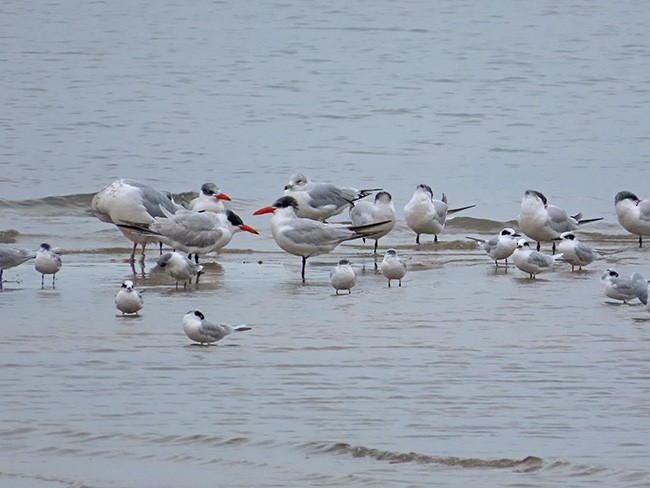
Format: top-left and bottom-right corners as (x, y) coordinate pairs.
(3, 176), (650, 345)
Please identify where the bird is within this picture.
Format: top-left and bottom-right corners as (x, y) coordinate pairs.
(121, 208), (258, 263)
(349, 191), (396, 255)
(189, 182), (231, 213)
(115, 280), (144, 315)
(157, 252), (203, 289)
(182, 310), (251, 346)
(556, 232), (598, 271)
(0, 245), (36, 288)
(465, 228), (520, 266)
(253, 196), (392, 281)
(614, 191), (650, 248)
(34, 243), (62, 288)
(404, 184), (475, 244)
(330, 259), (357, 294)
(517, 190), (603, 253)
(91, 178), (179, 261)
(512, 239), (562, 278)
(379, 249), (407, 287)
(283, 173), (380, 221)
(600, 269), (646, 304)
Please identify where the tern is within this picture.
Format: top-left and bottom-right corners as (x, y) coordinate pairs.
(600, 269), (646, 304)
(189, 182), (231, 213)
(466, 228), (520, 266)
(157, 252), (203, 289)
(34, 243), (62, 288)
(379, 249), (407, 287)
(330, 259), (357, 294)
(182, 310), (251, 346)
(614, 191), (650, 248)
(556, 232), (598, 271)
(0, 245), (36, 288)
(349, 191), (396, 255)
(512, 239), (562, 278)
(115, 280), (144, 315)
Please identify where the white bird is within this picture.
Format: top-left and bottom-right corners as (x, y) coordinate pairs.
(330, 259), (357, 295)
(283, 173), (380, 221)
(115, 280), (144, 315)
(157, 252), (203, 289)
(253, 196), (392, 281)
(600, 269), (646, 303)
(465, 228), (520, 266)
(0, 245), (36, 288)
(91, 178), (179, 260)
(518, 190), (602, 253)
(123, 209), (258, 263)
(614, 191), (650, 248)
(189, 182), (231, 213)
(182, 310), (251, 346)
(633, 281), (650, 314)
(512, 239), (562, 278)
(404, 184), (475, 244)
(556, 232), (598, 271)
(34, 243), (62, 288)
(349, 191), (396, 255)
(379, 249), (407, 287)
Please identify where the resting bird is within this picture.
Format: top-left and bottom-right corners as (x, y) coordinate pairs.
(182, 310), (251, 346)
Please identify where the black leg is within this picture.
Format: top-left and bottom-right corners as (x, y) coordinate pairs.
(301, 256), (307, 282)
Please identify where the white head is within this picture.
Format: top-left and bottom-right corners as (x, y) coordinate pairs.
(121, 280), (135, 291)
(516, 238), (530, 250)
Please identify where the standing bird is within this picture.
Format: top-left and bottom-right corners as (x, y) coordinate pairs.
(330, 259), (357, 295)
(34, 243), (62, 288)
(283, 173), (380, 221)
(379, 249), (407, 287)
(600, 269), (646, 304)
(157, 252), (203, 289)
(0, 245), (36, 288)
(182, 310), (251, 346)
(556, 232), (598, 271)
(465, 228), (520, 266)
(91, 178), (179, 261)
(253, 196), (392, 281)
(189, 182), (231, 213)
(512, 239), (562, 278)
(517, 190), (602, 253)
(614, 191), (650, 248)
(349, 191), (396, 255)
(404, 184), (475, 244)
(115, 280), (144, 315)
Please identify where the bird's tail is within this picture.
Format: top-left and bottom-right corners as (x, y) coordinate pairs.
(448, 203), (476, 215)
(349, 219), (393, 238)
(232, 325), (252, 332)
(116, 222), (161, 236)
(465, 236), (486, 244)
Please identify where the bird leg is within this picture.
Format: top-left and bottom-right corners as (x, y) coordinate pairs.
(301, 256), (307, 282)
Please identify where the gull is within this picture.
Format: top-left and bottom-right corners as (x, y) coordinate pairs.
(330, 259), (357, 295)
(91, 178), (179, 260)
(34, 243), (62, 288)
(379, 249), (407, 287)
(518, 190), (602, 252)
(465, 228), (520, 266)
(189, 182), (231, 213)
(556, 232), (598, 271)
(349, 191), (396, 255)
(283, 173), (380, 221)
(253, 196), (392, 281)
(157, 252), (203, 289)
(0, 245), (36, 288)
(614, 191), (650, 248)
(600, 269), (646, 304)
(182, 310), (251, 346)
(512, 239), (562, 278)
(115, 280), (144, 315)
(404, 184), (475, 244)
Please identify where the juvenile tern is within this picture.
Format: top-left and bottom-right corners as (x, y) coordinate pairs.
(465, 228), (520, 266)
(189, 182), (231, 213)
(600, 269), (646, 303)
(253, 196), (392, 281)
(115, 280), (144, 315)
(34, 243), (62, 288)
(157, 252), (203, 289)
(512, 239), (562, 278)
(614, 191), (650, 248)
(0, 245), (36, 287)
(283, 173), (380, 221)
(404, 184), (475, 244)
(349, 191), (396, 255)
(330, 259), (357, 294)
(556, 232), (598, 271)
(379, 249), (407, 287)
(182, 310), (251, 346)
(518, 190), (602, 252)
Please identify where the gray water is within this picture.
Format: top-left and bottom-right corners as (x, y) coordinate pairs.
(2, 1), (650, 487)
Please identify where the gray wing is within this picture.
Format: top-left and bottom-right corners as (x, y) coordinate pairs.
(638, 200), (650, 224)
(154, 213), (226, 248)
(0, 246), (36, 268)
(124, 179), (178, 218)
(200, 322), (229, 341)
(633, 280), (649, 305)
(546, 205), (577, 233)
(611, 278), (638, 297)
(349, 200), (374, 226)
(481, 235), (499, 254)
(574, 242), (596, 264)
(432, 200), (448, 221)
(283, 219), (352, 245)
(307, 182), (358, 208)
(528, 251), (554, 267)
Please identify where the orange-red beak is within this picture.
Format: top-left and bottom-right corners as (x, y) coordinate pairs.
(253, 206), (275, 215)
(215, 192), (231, 201)
(239, 224), (259, 234)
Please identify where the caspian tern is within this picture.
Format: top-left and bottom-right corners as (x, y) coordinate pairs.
(349, 191), (396, 255)
(189, 182), (231, 213)
(614, 191), (650, 248)
(466, 228), (520, 266)
(34, 243), (62, 288)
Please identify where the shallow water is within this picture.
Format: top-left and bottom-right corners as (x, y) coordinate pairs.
(2, 1), (650, 487)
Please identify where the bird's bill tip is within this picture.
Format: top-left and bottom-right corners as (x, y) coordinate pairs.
(253, 206), (275, 215)
(216, 192), (231, 201)
(240, 224), (259, 234)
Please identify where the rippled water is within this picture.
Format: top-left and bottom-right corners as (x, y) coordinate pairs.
(2, 1), (650, 487)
